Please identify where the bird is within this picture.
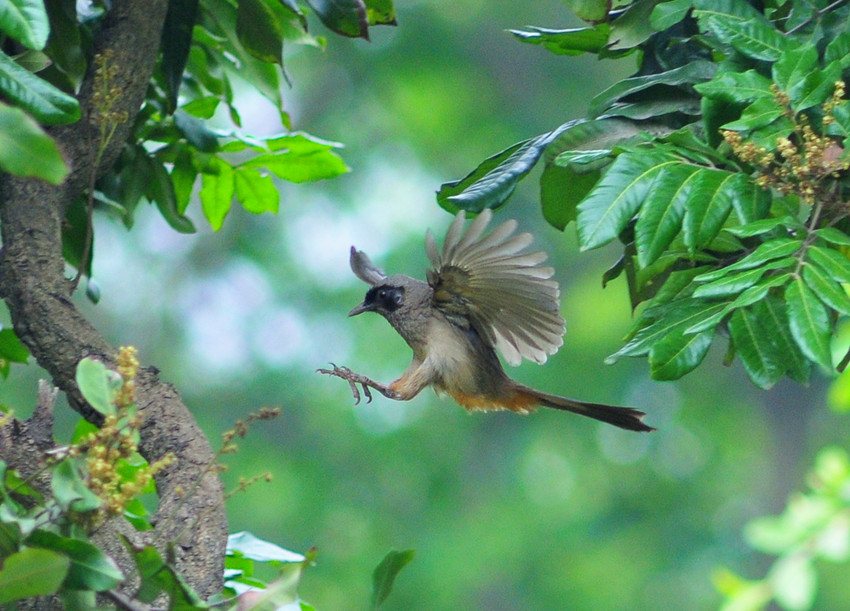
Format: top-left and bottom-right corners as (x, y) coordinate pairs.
(319, 208), (653, 432)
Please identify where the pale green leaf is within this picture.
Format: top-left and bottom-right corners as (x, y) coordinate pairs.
(0, 101), (68, 183)
(786, 277), (833, 372)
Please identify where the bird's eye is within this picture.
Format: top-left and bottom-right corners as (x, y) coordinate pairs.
(378, 289), (386, 299)
(391, 291), (403, 306)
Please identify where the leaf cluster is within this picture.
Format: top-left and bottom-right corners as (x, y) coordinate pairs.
(439, 0), (850, 389)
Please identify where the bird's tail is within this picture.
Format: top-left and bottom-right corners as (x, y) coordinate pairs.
(515, 384), (654, 432)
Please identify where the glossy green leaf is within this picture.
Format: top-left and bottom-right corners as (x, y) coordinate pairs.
(306, 0), (368, 39)
(695, 239), (801, 283)
(723, 216), (800, 238)
(786, 277), (833, 372)
(237, 0), (284, 64)
(438, 129), (561, 213)
(608, 300), (722, 362)
(649, 327), (714, 381)
(200, 156), (235, 231)
(729, 175), (770, 224)
(371, 549), (415, 609)
(728, 307), (785, 389)
(789, 60), (842, 112)
(754, 295), (810, 384)
(693, 69), (773, 105)
(693, 259), (794, 298)
(51, 460), (101, 513)
(635, 163), (699, 267)
(147, 156), (196, 233)
(589, 61), (716, 117)
(701, 15), (791, 61)
(75, 357), (115, 416)
(802, 262), (850, 317)
(244, 148), (349, 185)
(0, 328), (29, 367)
(772, 45), (817, 94)
(681, 169), (737, 251)
(0, 0), (49, 49)
(541, 165), (599, 231)
(825, 31), (850, 67)
(685, 274), (792, 335)
(722, 97), (785, 132)
(171, 148), (198, 215)
(174, 110), (219, 152)
(161, 0), (199, 113)
(807, 245), (850, 283)
(650, 0), (692, 31)
(234, 167), (279, 214)
(577, 151), (678, 250)
(0, 50), (80, 124)
(0, 101), (68, 183)
(0, 547), (70, 604)
(510, 25), (610, 56)
(26, 529), (123, 591)
(815, 227), (850, 247)
(607, 0), (660, 51)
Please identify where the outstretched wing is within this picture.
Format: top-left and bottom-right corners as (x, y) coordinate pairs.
(425, 209), (565, 366)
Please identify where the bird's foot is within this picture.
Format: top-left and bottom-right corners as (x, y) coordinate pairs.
(317, 363), (398, 404)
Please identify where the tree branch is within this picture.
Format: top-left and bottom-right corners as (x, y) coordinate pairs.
(0, 0), (227, 600)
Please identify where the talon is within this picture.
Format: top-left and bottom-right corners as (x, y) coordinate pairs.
(362, 384), (373, 403)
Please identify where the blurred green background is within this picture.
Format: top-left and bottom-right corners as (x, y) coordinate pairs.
(3, 2), (850, 609)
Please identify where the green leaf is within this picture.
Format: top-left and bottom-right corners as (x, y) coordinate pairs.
(721, 97), (785, 132)
(802, 262), (850, 317)
(365, 0), (395, 26)
(772, 45), (817, 94)
(237, 0), (284, 64)
(122, 538), (206, 607)
(509, 25), (610, 56)
(771, 554), (817, 611)
(693, 260), (794, 298)
(786, 276), (833, 372)
(825, 31), (850, 68)
(695, 239), (802, 283)
(438, 127), (565, 213)
(723, 216), (800, 238)
(755, 295), (810, 384)
(650, 0), (693, 31)
(635, 163), (699, 267)
(227, 531), (306, 563)
(815, 227), (850, 247)
(0, 50), (80, 124)
(0, 0), (50, 49)
(234, 167), (279, 214)
(728, 307), (785, 389)
(244, 148), (349, 185)
(807, 245), (850, 283)
(0, 547), (70, 604)
(174, 110), (219, 152)
(701, 15), (792, 62)
(371, 549), (415, 609)
(161, 0), (199, 113)
(0, 101), (69, 183)
(693, 69), (773, 105)
(26, 529), (123, 591)
(589, 61), (716, 117)
(729, 176), (771, 224)
(147, 156), (196, 233)
(0, 328), (29, 378)
(306, 0), (368, 39)
(577, 151), (678, 250)
(607, 0), (661, 50)
(563, 0), (607, 21)
(681, 169), (737, 251)
(789, 60), (842, 112)
(649, 328), (714, 380)
(200, 157), (235, 231)
(75, 357), (115, 416)
(51, 458), (102, 513)
(541, 165), (599, 231)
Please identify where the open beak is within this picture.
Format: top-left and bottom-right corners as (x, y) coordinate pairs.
(348, 301), (374, 317)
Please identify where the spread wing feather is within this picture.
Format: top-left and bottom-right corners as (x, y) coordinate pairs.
(426, 209), (566, 366)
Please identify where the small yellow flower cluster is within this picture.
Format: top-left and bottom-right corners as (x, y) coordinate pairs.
(91, 50), (129, 128)
(79, 347), (175, 524)
(722, 81), (850, 205)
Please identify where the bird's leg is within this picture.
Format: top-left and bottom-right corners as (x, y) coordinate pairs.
(317, 364), (401, 404)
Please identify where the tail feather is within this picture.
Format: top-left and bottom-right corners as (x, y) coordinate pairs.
(518, 385), (654, 432)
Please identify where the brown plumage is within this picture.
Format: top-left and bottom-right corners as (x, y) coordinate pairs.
(320, 209), (653, 432)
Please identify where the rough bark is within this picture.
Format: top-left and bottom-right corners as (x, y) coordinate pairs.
(0, 0), (227, 602)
